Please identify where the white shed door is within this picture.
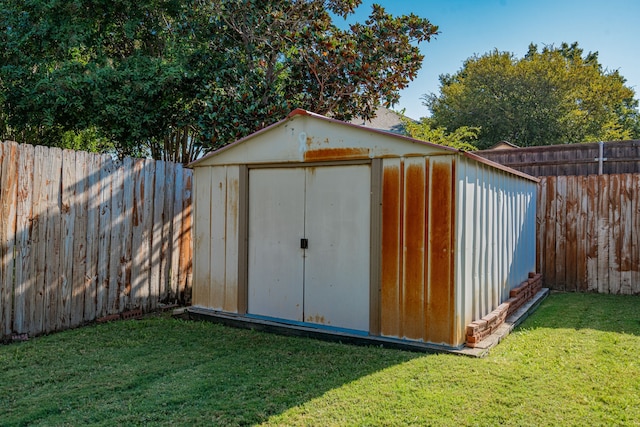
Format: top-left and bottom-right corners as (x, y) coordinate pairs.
(248, 165), (370, 332)
(248, 168), (306, 322)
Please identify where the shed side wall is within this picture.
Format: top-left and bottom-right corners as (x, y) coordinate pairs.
(192, 165), (241, 312)
(454, 156), (537, 343)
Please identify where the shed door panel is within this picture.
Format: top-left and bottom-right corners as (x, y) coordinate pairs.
(248, 168), (305, 321)
(248, 164), (370, 332)
(304, 165), (370, 331)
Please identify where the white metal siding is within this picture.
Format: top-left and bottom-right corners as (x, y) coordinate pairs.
(192, 165), (241, 311)
(454, 156), (537, 334)
(248, 168), (306, 321)
(304, 165), (370, 331)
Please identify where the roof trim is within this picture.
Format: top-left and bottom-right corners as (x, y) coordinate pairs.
(463, 151), (540, 183)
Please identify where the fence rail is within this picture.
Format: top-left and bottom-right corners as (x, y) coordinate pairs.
(0, 141), (193, 339)
(537, 174), (640, 294)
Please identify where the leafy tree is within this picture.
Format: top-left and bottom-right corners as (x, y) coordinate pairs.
(400, 115), (479, 151)
(188, 1), (437, 150)
(424, 42), (640, 149)
(0, 0), (438, 162)
(0, 0), (194, 158)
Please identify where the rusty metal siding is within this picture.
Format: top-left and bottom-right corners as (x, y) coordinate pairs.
(454, 157), (537, 338)
(380, 156), (456, 346)
(192, 165), (241, 312)
(380, 158), (402, 337)
(402, 157), (426, 340)
(427, 158), (455, 345)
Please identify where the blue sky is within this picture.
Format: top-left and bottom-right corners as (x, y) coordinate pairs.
(337, 0), (640, 119)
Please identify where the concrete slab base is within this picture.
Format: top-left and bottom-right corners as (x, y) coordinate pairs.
(185, 288), (550, 358)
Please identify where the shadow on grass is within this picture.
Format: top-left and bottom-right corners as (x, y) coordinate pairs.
(1, 316), (424, 426)
(517, 292), (640, 336)
(4, 293), (637, 425)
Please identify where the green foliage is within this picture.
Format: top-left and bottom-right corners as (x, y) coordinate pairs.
(425, 42), (640, 149)
(0, 0), (194, 158)
(0, 0), (438, 161)
(59, 128), (115, 153)
(401, 115), (480, 151)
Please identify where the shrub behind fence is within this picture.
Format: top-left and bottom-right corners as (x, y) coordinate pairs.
(0, 141), (193, 339)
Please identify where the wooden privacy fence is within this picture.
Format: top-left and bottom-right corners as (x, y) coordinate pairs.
(479, 140), (640, 176)
(0, 141), (193, 339)
(537, 173), (640, 294)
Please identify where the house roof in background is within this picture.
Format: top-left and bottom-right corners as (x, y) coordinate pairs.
(486, 140), (520, 150)
(347, 107), (412, 134)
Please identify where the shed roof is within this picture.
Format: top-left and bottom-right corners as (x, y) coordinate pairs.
(189, 109), (538, 182)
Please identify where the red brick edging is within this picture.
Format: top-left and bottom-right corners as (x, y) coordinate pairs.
(466, 273), (543, 347)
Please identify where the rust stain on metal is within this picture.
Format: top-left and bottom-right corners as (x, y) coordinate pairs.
(427, 160), (453, 344)
(402, 162), (425, 340)
(380, 163), (401, 337)
(305, 136), (334, 149)
(449, 158), (457, 342)
(303, 147), (369, 162)
(306, 314), (327, 324)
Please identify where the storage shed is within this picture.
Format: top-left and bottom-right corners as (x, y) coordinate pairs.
(189, 109), (539, 349)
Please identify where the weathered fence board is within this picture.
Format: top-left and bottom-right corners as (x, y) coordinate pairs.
(538, 173), (640, 294)
(119, 157), (135, 312)
(71, 150), (88, 328)
(31, 146), (49, 334)
(478, 140), (640, 176)
(108, 166), (124, 314)
(45, 148), (62, 333)
(96, 154), (113, 319)
(61, 149), (76, 330)
(14, 144), (33, 334)
(84, 153), (101, 323)
(1, 142), (19, 336)
(0, 141), (193, 340)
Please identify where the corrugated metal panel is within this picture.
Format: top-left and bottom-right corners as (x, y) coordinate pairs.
(426, 157), (455, 345)
(192, 166), (211, 308)
(454, 156), (537, 339)
(192, 165), (241, 312)
(380, 156), (456, 346)
(380, 158), (402, 337)
(402, 157), (426, 340)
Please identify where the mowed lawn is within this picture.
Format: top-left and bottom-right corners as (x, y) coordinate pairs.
(1, 293), (638, 426)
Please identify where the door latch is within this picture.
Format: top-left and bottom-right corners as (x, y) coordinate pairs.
(300, 238), (308, 249)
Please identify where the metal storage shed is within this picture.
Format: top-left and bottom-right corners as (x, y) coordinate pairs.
(188, 109), (539, 350)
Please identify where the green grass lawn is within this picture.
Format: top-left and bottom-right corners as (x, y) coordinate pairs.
(1, 292), (639, 426)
